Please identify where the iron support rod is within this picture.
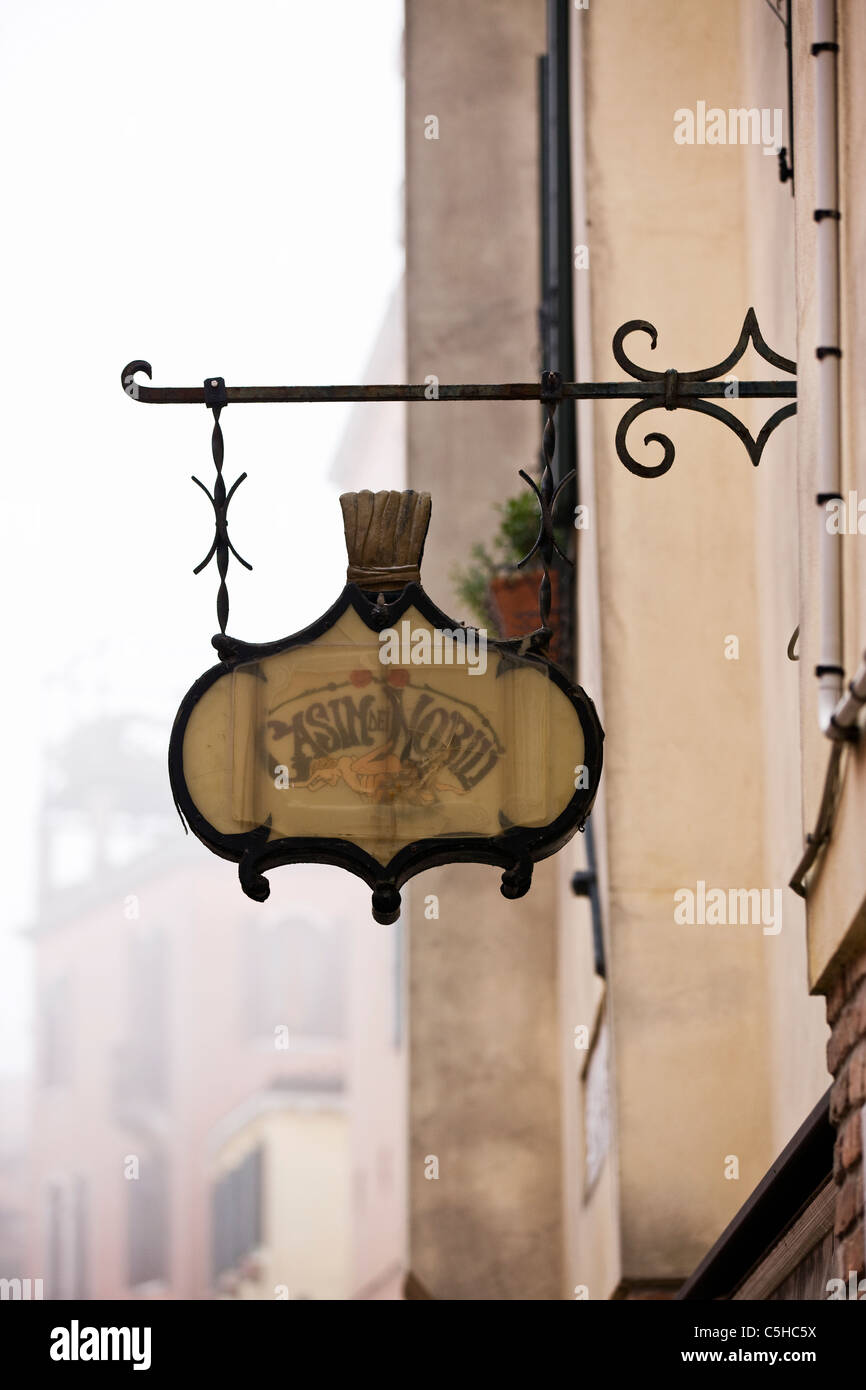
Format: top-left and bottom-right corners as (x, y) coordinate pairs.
(122, 368), (795, 406)
(121, 310), (797, 478)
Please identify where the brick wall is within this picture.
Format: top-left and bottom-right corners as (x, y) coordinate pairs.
(827, 947), (866, 1284)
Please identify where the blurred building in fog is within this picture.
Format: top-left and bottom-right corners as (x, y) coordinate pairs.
(26, 719), (404, 1300)
(18, 203), (408, 1300)
(0, 1078), (29, 1283)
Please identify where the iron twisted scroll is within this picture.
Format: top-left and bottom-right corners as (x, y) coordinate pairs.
(612, 308), (797, 478)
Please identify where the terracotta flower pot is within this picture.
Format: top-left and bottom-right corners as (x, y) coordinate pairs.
(488, 568), (569, 666)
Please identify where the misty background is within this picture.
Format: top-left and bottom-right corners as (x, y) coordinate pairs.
(0, 0), (406, 1299)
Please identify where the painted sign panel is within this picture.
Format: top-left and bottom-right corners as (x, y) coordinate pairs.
(171, 493), (603, 922)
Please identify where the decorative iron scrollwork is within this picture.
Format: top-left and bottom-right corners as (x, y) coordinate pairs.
(192, 378), (252, 634)
(611, 308), (796, 478)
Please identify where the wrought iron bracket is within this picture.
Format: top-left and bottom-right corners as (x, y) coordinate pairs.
(122, 312), (795, 642)
(121, 308), (796, 484)
(609, 307), (796, 477)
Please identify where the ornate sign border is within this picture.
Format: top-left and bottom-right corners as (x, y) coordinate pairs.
(169, 581), (604, 923)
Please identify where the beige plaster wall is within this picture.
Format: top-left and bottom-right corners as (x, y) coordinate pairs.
(403, 0), (846, 1301)
(742, 0), (830, 1162)
(569, 0), (826, 1289)
(404, 0), (563, 1300)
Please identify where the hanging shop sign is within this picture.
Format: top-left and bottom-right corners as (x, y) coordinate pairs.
(123, 310), (800, 921)
(170, 486), (603, 923)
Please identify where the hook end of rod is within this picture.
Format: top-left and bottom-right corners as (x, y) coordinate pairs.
(121, 360), (152, 401)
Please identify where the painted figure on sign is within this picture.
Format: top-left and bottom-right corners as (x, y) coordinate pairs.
(293, 732), (467, 807)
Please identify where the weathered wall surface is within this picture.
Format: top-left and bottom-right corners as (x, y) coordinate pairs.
(569, 0), (827, 1292)
(404, 0), (561, 1300)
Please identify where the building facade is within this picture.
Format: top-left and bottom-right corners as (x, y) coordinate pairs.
(403, 0), (866, 1299)
(27, 718), (405, 1301)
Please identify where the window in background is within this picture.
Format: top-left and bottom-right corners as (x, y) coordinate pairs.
(128, 1149), (169, 1288)
(211, 1144), (263, 1283)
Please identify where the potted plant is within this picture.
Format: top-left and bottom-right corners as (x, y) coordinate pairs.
(453, 487), (570, 662)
